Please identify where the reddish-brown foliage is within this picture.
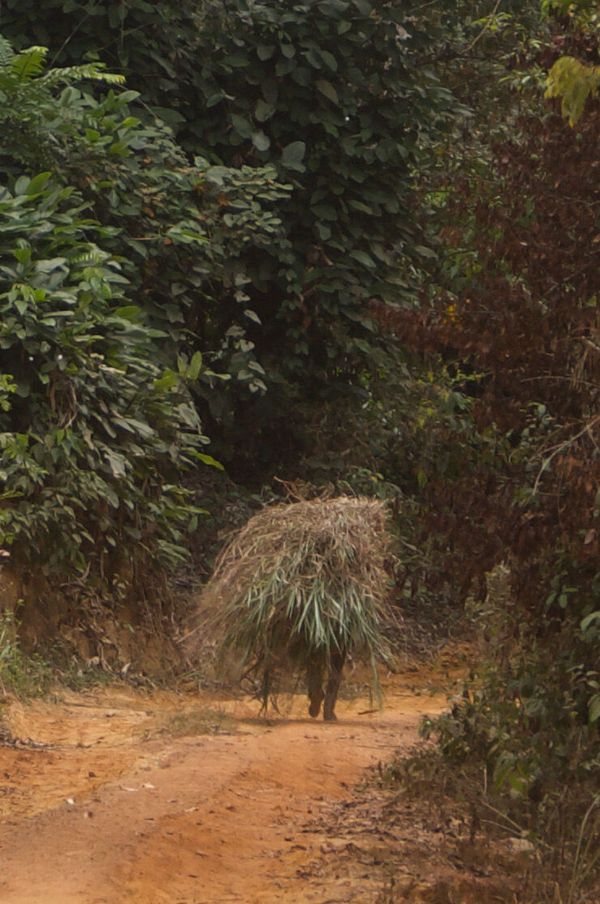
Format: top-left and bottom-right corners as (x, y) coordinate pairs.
(376, 100), (600, 612)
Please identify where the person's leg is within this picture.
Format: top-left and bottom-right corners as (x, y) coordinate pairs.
(306, 657), (325, 718)
(323, 648), (346, 721)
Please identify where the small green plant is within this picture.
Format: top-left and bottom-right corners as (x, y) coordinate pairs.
(545, 56), (600, 125)
(0, 609), (52, 697)
(157, 707), (237, 739)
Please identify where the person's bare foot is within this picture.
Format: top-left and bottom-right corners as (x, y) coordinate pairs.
(309, 691), (323, 718)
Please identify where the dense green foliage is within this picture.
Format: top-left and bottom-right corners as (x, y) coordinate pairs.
(0, 0), (202, 125)
(1, 0), (455, 471)
(183, 2), (452, 371)
(0, 39), (204, 575)
(0, 173), (201, 572)
(0, 1), (457, 582)
(0, 33), (291, 577)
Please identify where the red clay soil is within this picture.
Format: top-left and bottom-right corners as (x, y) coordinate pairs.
(0, 654), (505, 904)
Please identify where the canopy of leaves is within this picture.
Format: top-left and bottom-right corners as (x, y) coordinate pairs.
(0, 34), (292, 583)
(1, 0), (456, 473)
(546, 53), (600, 124)
(0, 174), (210, 573)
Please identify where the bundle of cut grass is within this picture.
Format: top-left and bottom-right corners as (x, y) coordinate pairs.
(197, 496), (395, 710)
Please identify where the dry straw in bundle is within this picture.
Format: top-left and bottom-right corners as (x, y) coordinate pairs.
(197, 496), (395, 692)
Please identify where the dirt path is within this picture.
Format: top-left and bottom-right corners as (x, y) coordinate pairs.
(0, 664), (458, 904)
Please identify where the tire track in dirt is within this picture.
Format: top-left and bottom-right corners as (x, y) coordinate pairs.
(0, 677), (451, 903)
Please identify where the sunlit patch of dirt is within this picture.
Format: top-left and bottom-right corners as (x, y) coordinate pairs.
(0, 688), (243, 821)
(0, 648), (483, 904)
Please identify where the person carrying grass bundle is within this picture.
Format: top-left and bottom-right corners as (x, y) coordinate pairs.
(197, 496), (395, 721)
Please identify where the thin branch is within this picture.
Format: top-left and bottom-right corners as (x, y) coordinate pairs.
(49, 3), (101, 67)
(465, 0), (504, 53)
(533, 416), (600, 495)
